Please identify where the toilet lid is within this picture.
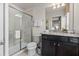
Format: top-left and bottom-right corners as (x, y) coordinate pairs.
(27, 42), (37, 48)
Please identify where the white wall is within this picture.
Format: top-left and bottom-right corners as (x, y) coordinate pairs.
(5, 4), (9, 56)
(46, 8), (65, 19)
(0, 3), (3, 44)
(32, 6), (46, 36)
(69, 3), (74, 32)
(0, 3), (10, 56)
(74, 3), (79, 33)
(0, 3), (4, 56)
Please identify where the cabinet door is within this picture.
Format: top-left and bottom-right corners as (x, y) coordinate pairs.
(42, 39), (49, 56)
(56, 42), (64, 56)
(63, 43), (78, 56)
(42, 36), (48, 56)
(49, 41), (56, 56)
(56, 36), (68, 56)
(78, 46), (79, 56)
(42, 39), (55, 56)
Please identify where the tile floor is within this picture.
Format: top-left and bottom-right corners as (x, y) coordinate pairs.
(17, 49), (39, 56)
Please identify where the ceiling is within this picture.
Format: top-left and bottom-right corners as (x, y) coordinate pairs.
(13, 3), (52, 10)
(13, 3), (65, 15)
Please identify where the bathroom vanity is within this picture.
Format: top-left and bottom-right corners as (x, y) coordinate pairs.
(41, 3), (79, 56)
(41, 32), (79, 56)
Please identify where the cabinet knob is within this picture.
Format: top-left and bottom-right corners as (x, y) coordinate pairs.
(58, 43), (60, 46)
(54, 43), (56, 46)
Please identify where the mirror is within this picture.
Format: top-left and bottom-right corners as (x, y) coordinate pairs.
(46, 3), (70, 32)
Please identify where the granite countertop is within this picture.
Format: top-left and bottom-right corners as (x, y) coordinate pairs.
(42, 31), (79, 37)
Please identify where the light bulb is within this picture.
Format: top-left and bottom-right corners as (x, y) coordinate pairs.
(55, 26), (59, 29)
(53, 6), (56, 9)
(57, 4), (60, 8)
(52, 3), (56, 6)
(61, 3), (65, 6)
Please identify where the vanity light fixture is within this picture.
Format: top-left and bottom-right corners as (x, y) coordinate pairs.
(53, 6), (56, 9)
(61, 3), (65, 6)
(52, 3), (65, 9)
(57, 4), (61, 8)
(52, 3), (56, 6)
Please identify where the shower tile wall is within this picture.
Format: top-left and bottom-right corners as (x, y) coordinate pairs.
(21, 13), (32, 49)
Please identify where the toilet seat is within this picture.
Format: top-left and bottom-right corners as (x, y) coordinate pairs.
(27, 42), (36, 47)
(27, 42), (37, 49)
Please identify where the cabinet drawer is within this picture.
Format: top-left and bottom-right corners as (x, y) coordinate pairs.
(69, 37), (79, 44)
(42, 35), (47, 40)
(42, 35), (58, 41)
(47, 35), (57, 41)
(60, 36), (68, 42)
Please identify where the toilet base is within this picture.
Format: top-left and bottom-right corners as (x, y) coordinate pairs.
(28, 49), (36, 56)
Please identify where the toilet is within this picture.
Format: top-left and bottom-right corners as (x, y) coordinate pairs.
(27, 42), (37, 56)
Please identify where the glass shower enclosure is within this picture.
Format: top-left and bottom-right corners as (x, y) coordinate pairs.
(9, 6), (32, 55)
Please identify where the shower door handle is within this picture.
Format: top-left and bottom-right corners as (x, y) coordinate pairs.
(20, 30), (21, 40)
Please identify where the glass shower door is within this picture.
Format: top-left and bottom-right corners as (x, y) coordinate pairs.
(9, 7), (22, 55)
(21, 13), (32, 49)
(9, 6), (32, 55)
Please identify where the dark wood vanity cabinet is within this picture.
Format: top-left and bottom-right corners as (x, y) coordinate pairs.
(42, 35), (55, 56)
(41, 34), (79, 56)
(56, 42), (64, 56)
(42, 40), (55, 56)
(62, 44), (78, 56)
